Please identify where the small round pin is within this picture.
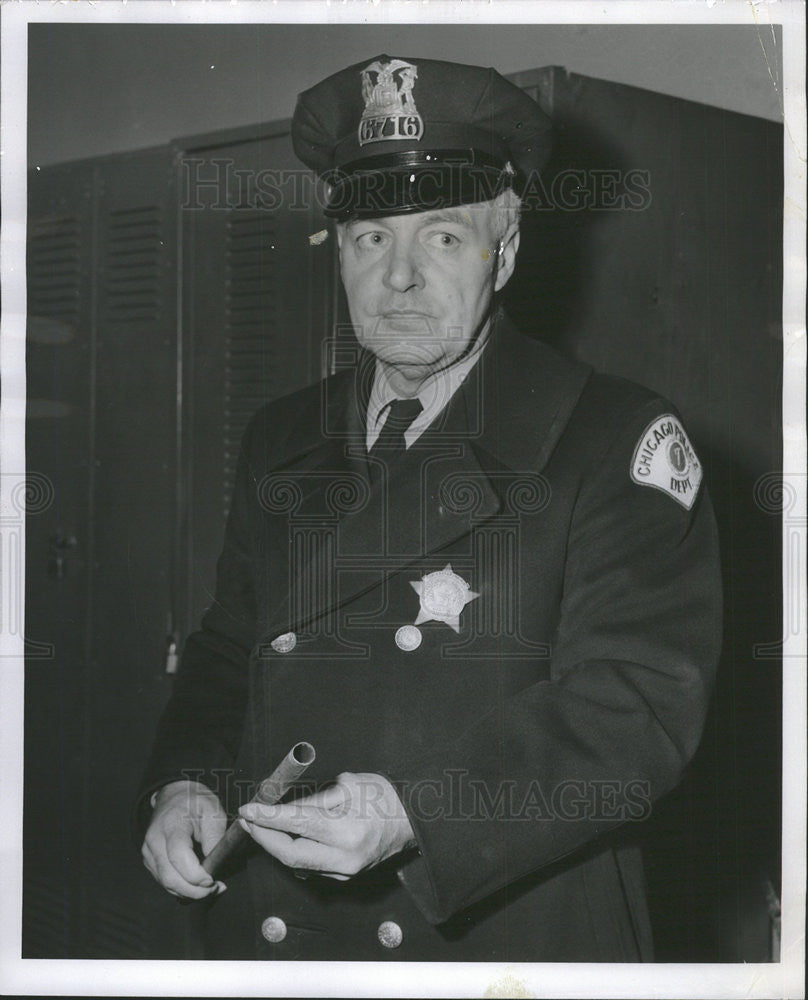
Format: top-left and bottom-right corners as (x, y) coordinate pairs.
(394, 625), (422, 652)
(270, 632), (297, 654)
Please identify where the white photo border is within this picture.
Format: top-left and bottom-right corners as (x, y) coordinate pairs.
(1, 2), (805, 997)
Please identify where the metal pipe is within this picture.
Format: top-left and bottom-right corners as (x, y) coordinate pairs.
(202, 741), (316, 878)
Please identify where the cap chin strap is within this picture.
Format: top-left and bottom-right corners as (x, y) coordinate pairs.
(456, 246), (503, 367)
(337, 148), (510, 176)
(324, 159), (517, 221)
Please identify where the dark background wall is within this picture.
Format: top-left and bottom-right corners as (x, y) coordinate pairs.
(28, 23), (782, 167)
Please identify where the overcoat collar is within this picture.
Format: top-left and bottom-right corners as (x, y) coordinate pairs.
(268, 309), (592, 477)
(259, 310), (591, 640)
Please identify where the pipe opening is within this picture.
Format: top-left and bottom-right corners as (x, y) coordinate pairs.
(292, 741), (316, 765)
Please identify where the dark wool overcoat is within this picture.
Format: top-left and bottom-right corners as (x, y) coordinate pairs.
(138, 312), (722, 961)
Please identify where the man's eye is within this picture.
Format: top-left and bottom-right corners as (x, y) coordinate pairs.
(355, 232), (388, 249)
(425, 232), (461, 249)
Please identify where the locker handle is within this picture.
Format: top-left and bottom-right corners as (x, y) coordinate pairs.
(164, 637), (179, 675)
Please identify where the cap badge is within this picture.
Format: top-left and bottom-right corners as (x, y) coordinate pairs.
(358, 59), (424, 146)
(410, 564), (479, 633)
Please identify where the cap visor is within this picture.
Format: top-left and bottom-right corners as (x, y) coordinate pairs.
(324, 164), (512, 220)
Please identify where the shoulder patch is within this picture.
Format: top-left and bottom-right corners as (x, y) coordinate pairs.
(630, 414), (703, 510)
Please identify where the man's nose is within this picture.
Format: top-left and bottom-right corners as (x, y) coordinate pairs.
(382, 239), (425, 293)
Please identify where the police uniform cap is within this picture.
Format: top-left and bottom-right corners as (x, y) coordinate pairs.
(292, 54), (552, 220)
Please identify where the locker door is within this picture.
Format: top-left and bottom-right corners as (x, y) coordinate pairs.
(83, 147), (180, 957)
(24, 162), (94, 958)
(26, 146), (181, 958)
(176, 124), (333, 637)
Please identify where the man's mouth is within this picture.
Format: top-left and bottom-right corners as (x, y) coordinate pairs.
(379, 311), (434, 332)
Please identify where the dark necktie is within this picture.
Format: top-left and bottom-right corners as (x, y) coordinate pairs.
(368, 397), (424, 459)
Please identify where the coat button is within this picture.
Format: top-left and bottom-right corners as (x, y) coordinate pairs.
(394, 625), (422, 651)
(377, 920), (403, 949)
(270, 632), (296, 654)
(261, 916), (287, 943)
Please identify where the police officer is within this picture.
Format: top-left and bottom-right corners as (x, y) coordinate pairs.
(138, 55), (722, 961)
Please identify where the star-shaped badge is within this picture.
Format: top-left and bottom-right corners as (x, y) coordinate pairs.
(410, 564), (479, 633)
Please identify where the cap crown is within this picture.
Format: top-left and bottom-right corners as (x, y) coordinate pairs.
(292, 54), (552, 184)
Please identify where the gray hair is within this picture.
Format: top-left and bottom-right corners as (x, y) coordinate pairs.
(490, 187), (522, 242)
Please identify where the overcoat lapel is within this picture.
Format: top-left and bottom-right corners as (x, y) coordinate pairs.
(260, 311), (591, 640)
(471, 312), (593, 474)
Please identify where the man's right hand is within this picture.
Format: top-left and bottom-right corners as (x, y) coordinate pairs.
(141, 780), (228, 899)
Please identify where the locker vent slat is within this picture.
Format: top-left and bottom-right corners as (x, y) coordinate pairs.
(223, 211), (278, 515)
(103, 206), (164, 323)
(27, 216), (82, 324)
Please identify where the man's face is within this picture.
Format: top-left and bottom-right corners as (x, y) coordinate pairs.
(337, 202), (519, 378)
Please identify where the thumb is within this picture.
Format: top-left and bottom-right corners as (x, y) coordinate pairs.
(296, 781), (348, 811)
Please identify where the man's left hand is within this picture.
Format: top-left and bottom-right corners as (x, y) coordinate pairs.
(238, 772), (417, 880)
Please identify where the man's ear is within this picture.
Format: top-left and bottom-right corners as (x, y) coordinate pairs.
(493, 222), (521, 293)
(335, 223), (344, 251)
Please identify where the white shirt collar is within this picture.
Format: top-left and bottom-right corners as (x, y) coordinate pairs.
(366, 331), (489, 451)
